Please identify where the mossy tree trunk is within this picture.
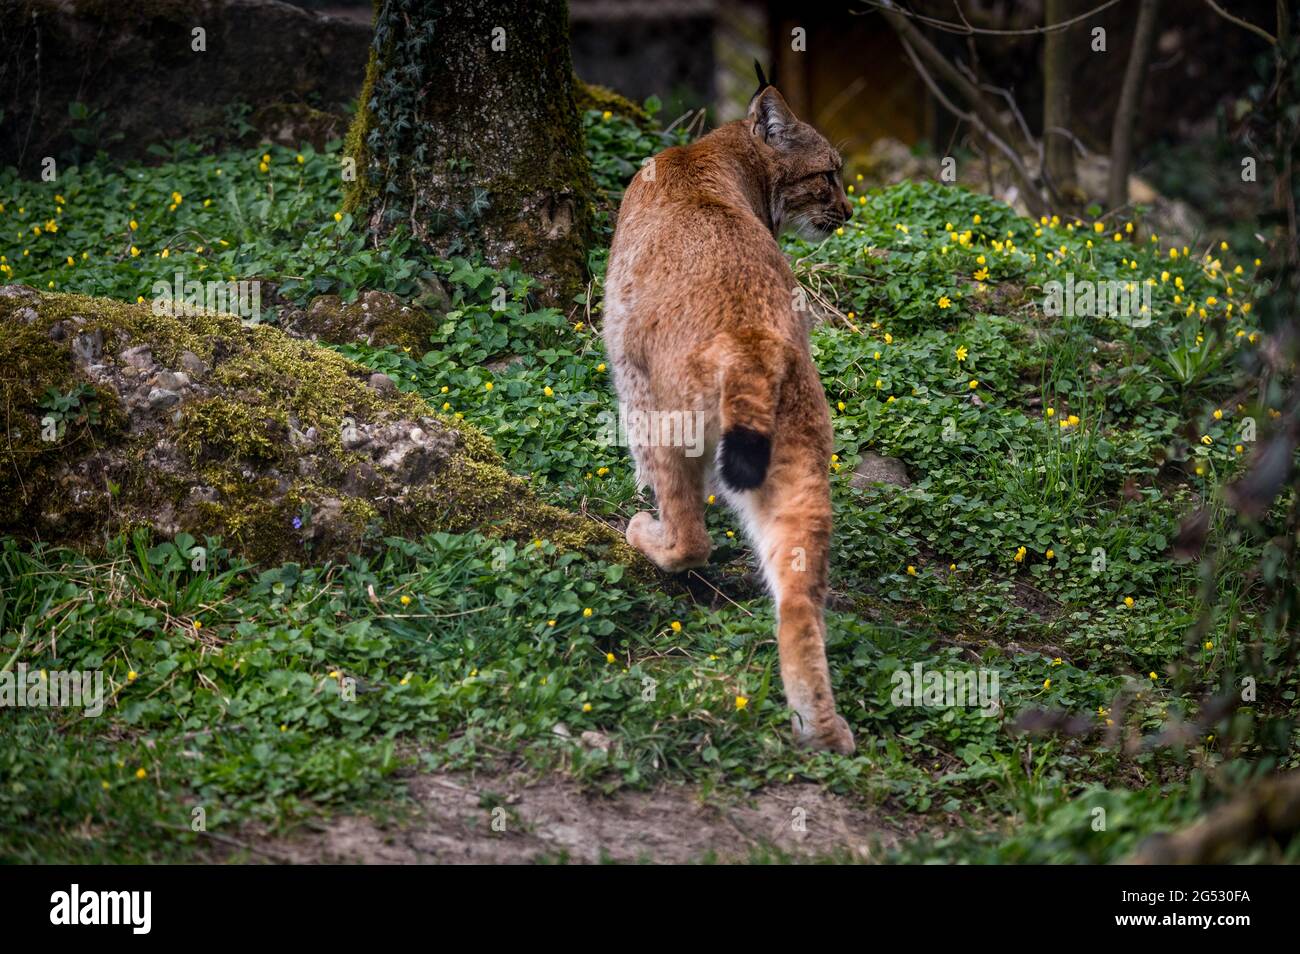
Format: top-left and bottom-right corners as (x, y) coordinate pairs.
(344, 0), (595, 307)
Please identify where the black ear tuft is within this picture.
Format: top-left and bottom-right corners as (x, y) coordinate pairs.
(751, 61), (775, 108)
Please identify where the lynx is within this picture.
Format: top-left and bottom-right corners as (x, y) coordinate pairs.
(602, 67), (855, 753)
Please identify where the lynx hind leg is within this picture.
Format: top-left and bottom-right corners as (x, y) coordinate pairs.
(626, 444), (712, 573)
(737, 464), (854, 755)
(608, 360), (653, 491)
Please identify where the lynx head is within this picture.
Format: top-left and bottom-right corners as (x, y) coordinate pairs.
(747, 63), (852, 240)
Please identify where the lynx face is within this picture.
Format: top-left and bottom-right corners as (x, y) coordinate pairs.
(748, 87), (853, 241)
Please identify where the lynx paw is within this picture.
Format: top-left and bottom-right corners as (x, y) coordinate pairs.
(626, 511), (710, 572)
(625, 511), (661, 557)
(795, 713), (856, 755)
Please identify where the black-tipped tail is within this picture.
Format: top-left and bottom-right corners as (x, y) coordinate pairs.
(719, 426), (771, 491)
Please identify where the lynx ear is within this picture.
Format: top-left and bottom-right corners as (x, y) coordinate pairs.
(748, 85), (797, 150)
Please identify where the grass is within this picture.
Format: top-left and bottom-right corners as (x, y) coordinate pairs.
(1, 109), (1297, 864)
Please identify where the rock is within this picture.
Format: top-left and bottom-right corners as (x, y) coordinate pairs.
(485, 354), (525, 374)
(152, 371), (188, 391)
(851, 452), (911, 491)
(247, 101), (347, 151)
(178, 351), (209, 378)
(280, 290), (441, 352)
(120, 345), (155, 369)
(849, 138), (928, 188)
(302, 497), (349, 547)
(340, 420), (368, 451)
(147, 388), (182, 410)
(1076, 154), (1204, 247)
(69, 330), (103, 365)
(341, 459), (381, 495)
(413, 276), (453, 314)
(0, 288), (641, 569)
(188, 485), (219, 505)
(574, 79), (651, 126)
(580, 730), (612, 752)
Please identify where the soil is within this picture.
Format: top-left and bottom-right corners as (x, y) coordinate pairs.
(223, 769), (919, 865)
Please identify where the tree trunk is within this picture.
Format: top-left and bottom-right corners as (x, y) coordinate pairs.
(1107, 0), (1161, 211)
(344, 0), (595, 308)
(1042, 0), (1079, 206)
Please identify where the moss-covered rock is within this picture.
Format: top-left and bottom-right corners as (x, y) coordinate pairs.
(0, 284), (642, 569)
(574, 78), (650, 127)
(278, 289), (444, 352)
(247, 102), (350, 152)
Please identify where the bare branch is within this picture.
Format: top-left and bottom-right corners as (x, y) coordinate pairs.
(876, 0), (1047, 215)
(1202, 0), (1277, 46)
(955, 59), (1034, 152)
(1044, 125), (1091, 158)
(855, 0), (1123, 37)
(895, 36), (1045, 216)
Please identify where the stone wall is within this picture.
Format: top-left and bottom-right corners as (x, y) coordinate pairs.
(0, 0), (370, 169)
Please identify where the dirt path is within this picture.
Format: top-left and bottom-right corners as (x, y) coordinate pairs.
(233, 771), (915, 864)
